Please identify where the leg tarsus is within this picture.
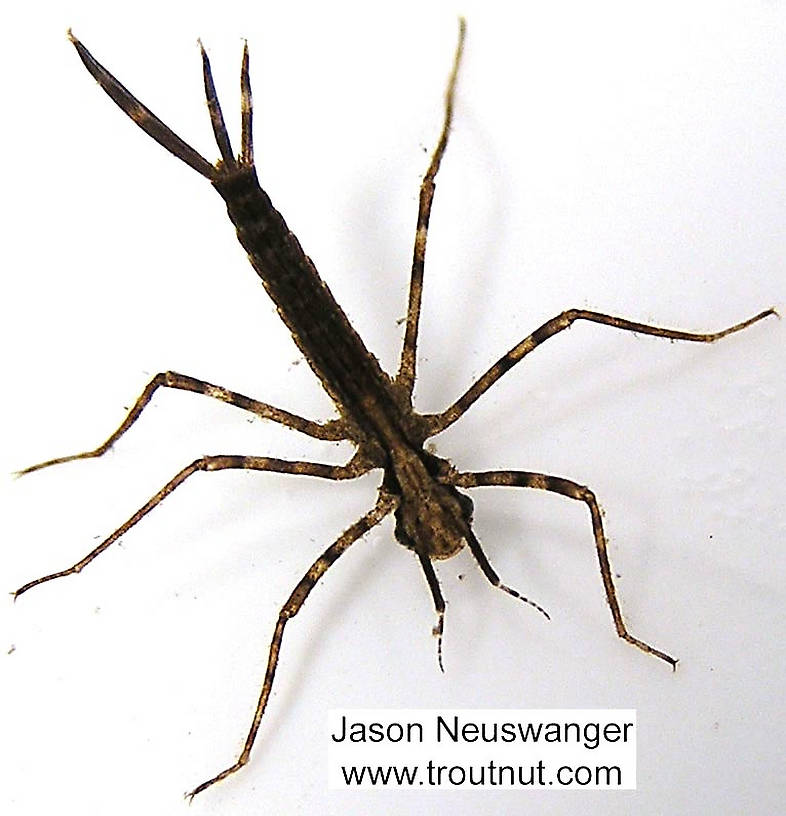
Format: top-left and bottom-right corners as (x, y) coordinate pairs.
(13, 455), (369, 599)
(396, 19), (466, 397)
(428, 306), (776, 435)
(187, 494), (396, 798)
(16, 370), (348, 477)
(187, 758), (248, 801)
(452, 469), (676, 668)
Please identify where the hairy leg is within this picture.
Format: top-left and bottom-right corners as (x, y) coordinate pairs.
(17, 370), (348, 476)
(14, 455), (369, 598)
(451, 469), (677, 668)
(187, 492), (397, 798)
(396, 19), (466, 397)
(427, 307), (776, 434)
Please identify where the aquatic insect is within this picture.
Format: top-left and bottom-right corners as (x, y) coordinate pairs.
(13, 20), (774, 798)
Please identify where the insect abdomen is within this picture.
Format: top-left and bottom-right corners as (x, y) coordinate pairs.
(214, 167), (397, 428)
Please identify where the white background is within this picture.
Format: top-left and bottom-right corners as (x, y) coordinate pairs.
(1, 1), (784, 815)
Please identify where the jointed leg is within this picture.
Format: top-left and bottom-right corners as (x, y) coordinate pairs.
(451, 469), (677, 668)
(428, 307), (776, 434)
(17, 370), (347, 476)
(396, 19), (466, 397)
(14, 455), (368, 599)
(187, 492), (397, 799)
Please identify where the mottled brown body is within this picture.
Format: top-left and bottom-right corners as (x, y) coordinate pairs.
(214, 165), (476, 564)
(214, 168), (396, 426)
(14, 21), (774, 799)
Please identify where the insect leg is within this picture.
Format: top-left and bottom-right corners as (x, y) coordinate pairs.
(427, 307), (776, 434)
(17, 371), (350, 477)
(452, 469), (677, 668)
(13, 456), (369, 599)
(396, 18), (466, 397)
(186, 492), (397, 799)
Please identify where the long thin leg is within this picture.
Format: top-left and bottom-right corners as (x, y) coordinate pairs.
(415, 550), (447, 672)
(187, 492), (398, 799)
(17, 370), (349, 477)
(427, 307), (776, 435)
(13, 455), (369, 598)
(396, 18), (466, 397)
(450, 469), (676, 667)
